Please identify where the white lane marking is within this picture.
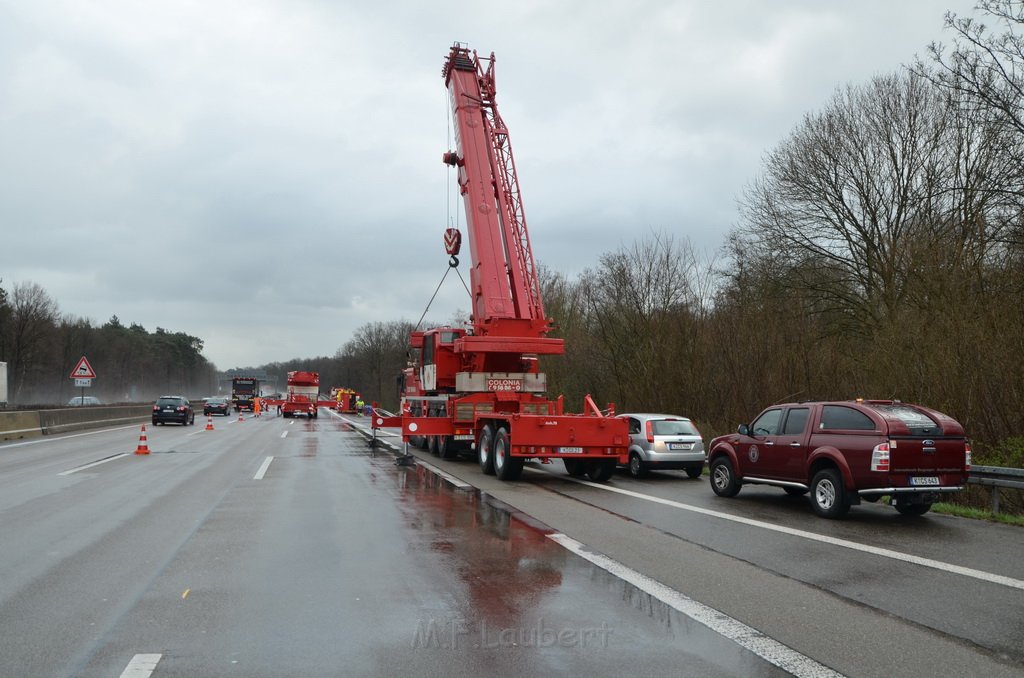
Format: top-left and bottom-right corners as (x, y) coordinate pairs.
(186, 428), (205, 437)
(415, 460), (472, 490)
(119, 653), (162, 678)
(559, 475), (1024, 591)
(0, 424), (140, 450)
(281, 431), (288, 439)
(254, 456), (274, 480)
(57, 453), (131, 476)
(549, 533), (843, 678)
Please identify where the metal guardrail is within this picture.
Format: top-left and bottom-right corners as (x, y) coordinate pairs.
(968, 465), (1024, 514)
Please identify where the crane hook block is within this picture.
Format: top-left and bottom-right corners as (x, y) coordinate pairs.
(449, 255), (459, 268)
(444, 227), (462, 256)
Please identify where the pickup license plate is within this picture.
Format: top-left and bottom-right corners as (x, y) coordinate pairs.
(669, 443), (693, 450)
(910, 476), (940, 486)
(559, 447), (584, 454)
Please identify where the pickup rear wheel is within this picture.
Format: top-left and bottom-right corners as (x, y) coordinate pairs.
(492, 428), (523, 481)
(810, 468), (851, 519)
(478, 425), (496, 475)
(710, 457), (741, 497)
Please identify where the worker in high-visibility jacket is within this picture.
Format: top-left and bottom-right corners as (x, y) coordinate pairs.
(253, 396), (262, 418)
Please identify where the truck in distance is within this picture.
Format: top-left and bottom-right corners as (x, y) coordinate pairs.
(231, 377), (260, 412)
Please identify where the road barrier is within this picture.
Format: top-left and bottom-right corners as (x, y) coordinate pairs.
(0, 411), (44, 442)
(0, 406), (151, 441)
(967, 465), (1024, 514)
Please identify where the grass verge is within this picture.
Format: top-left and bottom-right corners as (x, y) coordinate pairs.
(932, 502), (1024, 526)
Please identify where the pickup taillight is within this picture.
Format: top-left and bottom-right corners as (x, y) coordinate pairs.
(870, 442), (890, 472)
(965, 442), (972, 471)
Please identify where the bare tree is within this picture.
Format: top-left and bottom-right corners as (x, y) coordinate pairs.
(919, 0), (1024, 244)
(9, 282), (59, 402)
(738, 72), (1011, 333)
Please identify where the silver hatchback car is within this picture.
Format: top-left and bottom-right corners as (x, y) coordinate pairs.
(617, 413), (706, 478)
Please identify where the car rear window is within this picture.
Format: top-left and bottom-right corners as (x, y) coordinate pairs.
(157, 397), (184, 406)
(819, 405), (875, 431)
(651, 419), (699, 436)
(864, 404), (941, 435)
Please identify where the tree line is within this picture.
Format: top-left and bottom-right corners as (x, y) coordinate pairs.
(0, 280), (216, 405)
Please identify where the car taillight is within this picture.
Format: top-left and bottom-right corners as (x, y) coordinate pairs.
(870, 442), (890, 472)
(645, 420), (654, 443)
(177, 406), (186, 411)
(152, 406), (159, 411)
(965, 442), (972, 471)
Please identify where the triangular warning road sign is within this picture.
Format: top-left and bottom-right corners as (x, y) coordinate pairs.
(70, 356), (97, 379)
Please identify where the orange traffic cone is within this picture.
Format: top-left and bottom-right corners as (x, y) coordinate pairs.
(205, 415), (215, 431)
(134, 424), (150, 455)
(238, 411), (245, 422)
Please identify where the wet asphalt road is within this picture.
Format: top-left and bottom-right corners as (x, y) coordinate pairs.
(1, 412), (796, 678)
(365, 415), (1024, 678)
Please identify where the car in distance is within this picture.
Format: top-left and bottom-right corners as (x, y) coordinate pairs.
(67, 396), (102, 406)
(616, 413), (706, 478)
(203, 396), (232, 416)
(706, 399), (971, 518)
(152, 395), (195, 426)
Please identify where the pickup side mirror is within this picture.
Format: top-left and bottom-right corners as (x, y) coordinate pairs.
(737, 423), (750, 436)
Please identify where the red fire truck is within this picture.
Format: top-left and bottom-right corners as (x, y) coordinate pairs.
(282, 371), (319, 419)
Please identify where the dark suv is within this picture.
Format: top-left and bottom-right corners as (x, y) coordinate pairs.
(707, 400), (970, 518)
(152, 396), (195, 426)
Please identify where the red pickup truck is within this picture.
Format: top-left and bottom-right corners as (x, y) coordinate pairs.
(707, 400), (971, 518)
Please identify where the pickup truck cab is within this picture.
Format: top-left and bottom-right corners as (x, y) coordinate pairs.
(707, 400), (971, 518)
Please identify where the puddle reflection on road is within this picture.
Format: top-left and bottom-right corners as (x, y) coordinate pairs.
(366, 458), (789, 677)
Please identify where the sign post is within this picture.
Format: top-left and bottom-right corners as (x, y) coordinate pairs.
(69, 356), (97, 405)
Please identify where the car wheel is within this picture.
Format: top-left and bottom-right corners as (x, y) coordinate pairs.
(628, 453), (646, 478)
(563, 458), (586, 477)
(810, 468), (851, 519)
(585, 459), (615, 482)
(493, 427), (523, 481)
(478, 424), (496, 475)
(684, 464), (703, 479)
(894, 501), (932, 516)
(709, 457), (741, 497)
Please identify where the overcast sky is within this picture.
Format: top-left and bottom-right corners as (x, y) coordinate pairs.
(0, 0), (979, 370)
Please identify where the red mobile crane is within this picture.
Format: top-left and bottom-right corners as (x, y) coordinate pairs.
(373, 43), (627, 481)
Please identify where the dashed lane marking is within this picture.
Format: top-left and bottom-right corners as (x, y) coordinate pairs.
(254, 456), (274, 480)
(118, 653), (162, 678)
(57, 453), (131, 476)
